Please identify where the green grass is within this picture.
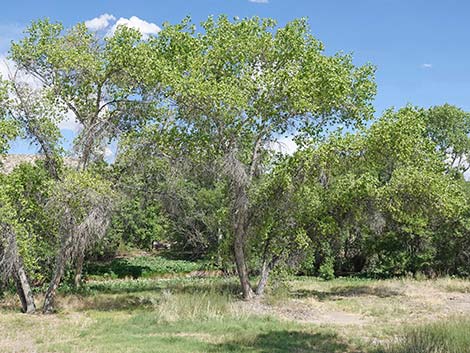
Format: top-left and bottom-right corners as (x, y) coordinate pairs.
(0, 276), (360, 352)
(2, 264), (470, 353)
(44, 314), (353, 353)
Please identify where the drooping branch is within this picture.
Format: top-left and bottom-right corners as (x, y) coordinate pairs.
(43, 178), (115, 313)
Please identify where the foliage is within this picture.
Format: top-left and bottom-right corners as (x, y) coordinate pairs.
(424, 104), (470, 174)
(0, 14), (470, 314)
(107, 198), (169, 250)
(10, 18), (157, 168)
(265, 107), (470, 278)
(144, 14), (376, 298)
(1, 163), (56, 284)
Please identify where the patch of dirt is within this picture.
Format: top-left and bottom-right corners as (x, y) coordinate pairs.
(444, 293), (470, 314)
(236, 281), (470, 327)
(236, 298), (367, 326)
(400, 282), (470, 317)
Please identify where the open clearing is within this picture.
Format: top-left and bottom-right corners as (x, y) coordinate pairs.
(1, 276), (470, 353)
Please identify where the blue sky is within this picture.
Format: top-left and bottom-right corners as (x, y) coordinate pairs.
(3, 0), (470, 153)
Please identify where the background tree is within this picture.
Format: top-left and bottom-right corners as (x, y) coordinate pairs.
(424, 104), (470, 175)
(114, 126), (230, 260)
(278, 107), (468, 278)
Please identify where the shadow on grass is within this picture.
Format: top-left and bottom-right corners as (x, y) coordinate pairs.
(85, 259), (152, 279)
(78, 294), (160, 311)
(294, 285), (402, 301)
(210, 330), (360, 353)
(83, 277), (240, 296)
(66, 278), (241, 312)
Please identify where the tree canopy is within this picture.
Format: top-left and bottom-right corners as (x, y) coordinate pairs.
(0, 15), (469, 313)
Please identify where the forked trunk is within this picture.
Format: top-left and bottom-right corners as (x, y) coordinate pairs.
(255, 255), (281, 296)
(1, 225), (36, 313)
(232, 185), (254, 300)
(13, 262), (36, 314)
(43, 246), (68, 314)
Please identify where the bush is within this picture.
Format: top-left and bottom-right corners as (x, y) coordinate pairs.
(318, 257), (335, 280)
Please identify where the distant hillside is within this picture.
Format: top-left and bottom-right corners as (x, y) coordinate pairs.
(0, 154), (78, 174)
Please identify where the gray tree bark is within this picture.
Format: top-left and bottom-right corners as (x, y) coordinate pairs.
(13, 262), (36, 314)
(232, 183), (255, 300)
(0, 224), (36, 314)
(43, 242), (69, 314)
(255, 256), (281, 296)
(74, 251), (85, 288)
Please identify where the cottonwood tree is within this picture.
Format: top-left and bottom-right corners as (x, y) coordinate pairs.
(279, 107), (467, 277)
(7, 19), (155, 312)
(151, 16), (376, 298)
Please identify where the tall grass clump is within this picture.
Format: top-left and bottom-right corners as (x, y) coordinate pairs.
(380, 317), (470, 353)
(154, 288), (236, 322)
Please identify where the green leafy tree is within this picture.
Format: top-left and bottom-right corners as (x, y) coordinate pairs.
(424, 104), (470, 175)
(42, 170), (115, 313)
(114, 126), (230, 260)
(281, 107), (468, 277)
(10, 18), (157, 169)
(6, 18), (155, 312)
(150, 15), (376, 298)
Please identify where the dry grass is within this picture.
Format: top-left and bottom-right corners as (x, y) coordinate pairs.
(2, 276), (470, 352)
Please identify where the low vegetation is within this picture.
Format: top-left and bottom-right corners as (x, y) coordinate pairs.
(2, 271), (470, 352)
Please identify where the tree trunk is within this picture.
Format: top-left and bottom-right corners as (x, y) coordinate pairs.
(13, 262), (36, 314)
(255, 261), (271, 296)
(1, 224), (36, 313)
(234, 227), (254, 300)
(232, 185), (254, 300)
(255, 255), (281, 296)
(43, 247), (68, 314)
(74, 252), (85, 288)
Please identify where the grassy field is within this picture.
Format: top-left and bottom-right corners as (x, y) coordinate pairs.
(2, 259), (470, 352)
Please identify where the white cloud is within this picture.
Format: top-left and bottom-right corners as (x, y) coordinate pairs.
(104, 146), (113, 158)
(85, 13), (116, 31)
(249, 0), (269, 3)
(271, 136), (298, 155)
(58, 110), (82, 132)
(422, 63), (432, 69)
(0, 55), (15, 80)
(109, 16), (161, 39)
